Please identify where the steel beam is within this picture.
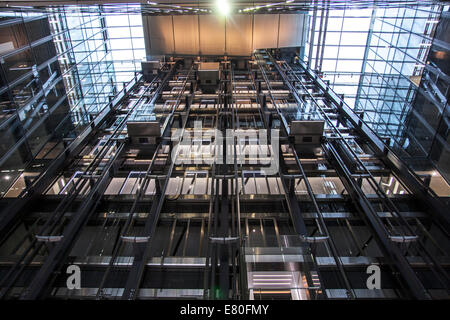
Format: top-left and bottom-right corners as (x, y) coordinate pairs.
(297, 59), (450, 231)
(0, 75), (142, 243)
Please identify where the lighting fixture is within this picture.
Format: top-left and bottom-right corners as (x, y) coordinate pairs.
(216, 0), (231, 16)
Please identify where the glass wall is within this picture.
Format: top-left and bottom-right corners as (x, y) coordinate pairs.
(0, 4), (147, 197)
(398, 9), (450, 183)
(304, 3), (448, 184)
(104, 3), (145, 85)
(47, 6), (117, 118)
(304, 6), (373, 108)
(0, 9), (72, 196)
(356, 5), (442, 142)
(304, 4), (443, 111)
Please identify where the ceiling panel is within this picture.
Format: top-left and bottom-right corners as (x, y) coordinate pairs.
(144, 13), (307, 57)
(173, 15), (199, 55)
(199, 15), (225, 55)
(253, 14), (280, 50)
(278, 14), (306, 48)
(226, 14), (253, 56)
(146, 15), (174, 55)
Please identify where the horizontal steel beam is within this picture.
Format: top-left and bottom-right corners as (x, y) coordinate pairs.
(297, 59), (450, 231)
(0, 75), (141, 242)
(2, 255), (448, 269)
(24, 210), (427, 221)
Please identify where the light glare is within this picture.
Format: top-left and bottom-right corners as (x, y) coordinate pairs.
(216, 0), (231, 16)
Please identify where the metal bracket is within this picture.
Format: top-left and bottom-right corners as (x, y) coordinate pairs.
(299, 235), (329, 243)
(35, 235), (64, 242)
(121, 236), (151, 258)
(121, 236), (150, 243)
(389, 235), (419, 243)
(209, 236), (240, 244)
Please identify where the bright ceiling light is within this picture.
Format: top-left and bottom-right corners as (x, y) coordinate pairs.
(216, 0), (231, 16)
